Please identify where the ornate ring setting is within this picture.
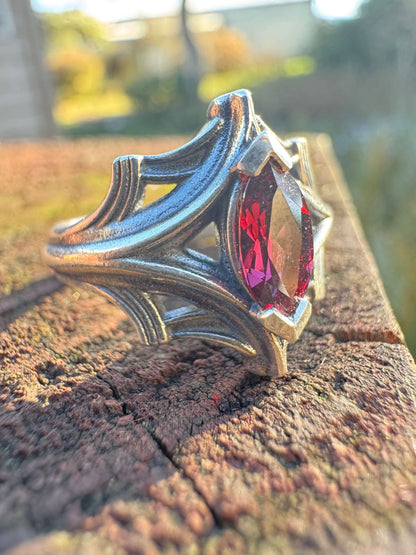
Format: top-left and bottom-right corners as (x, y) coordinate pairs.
(45, 89), (332, 376)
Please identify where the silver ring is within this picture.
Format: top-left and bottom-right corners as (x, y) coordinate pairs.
(45, 89), (332, 376)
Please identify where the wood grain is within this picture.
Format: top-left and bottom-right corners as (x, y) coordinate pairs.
(0, 135), (415, 555)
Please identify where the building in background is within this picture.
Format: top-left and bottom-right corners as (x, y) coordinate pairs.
(0, 0), (55, 139)
(107, 1), (318, 77)
(222, 1), (317, 59)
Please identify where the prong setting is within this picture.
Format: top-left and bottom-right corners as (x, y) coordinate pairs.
(250, 298), (312, 343)
(230, 129), (293, 176)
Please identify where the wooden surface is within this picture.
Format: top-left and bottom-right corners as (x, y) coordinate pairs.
(0, 135), (415, 555)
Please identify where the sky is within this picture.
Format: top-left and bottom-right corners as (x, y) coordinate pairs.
(31, 0), (364, 22)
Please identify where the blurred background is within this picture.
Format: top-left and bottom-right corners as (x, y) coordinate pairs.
(1, 0), (415, 354)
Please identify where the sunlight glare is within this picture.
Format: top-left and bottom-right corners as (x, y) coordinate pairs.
(313, 0), (363, 19)
(32, 0), (364, 22)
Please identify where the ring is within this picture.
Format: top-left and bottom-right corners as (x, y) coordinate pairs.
(45, 89), (332, 376)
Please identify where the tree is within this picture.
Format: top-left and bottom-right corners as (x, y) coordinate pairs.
(40, 11), (133, 125)
(180, 0), (200, 102)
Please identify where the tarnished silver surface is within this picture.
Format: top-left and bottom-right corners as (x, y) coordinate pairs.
(45, 89), (332, 376)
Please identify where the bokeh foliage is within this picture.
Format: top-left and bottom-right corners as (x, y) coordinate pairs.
(42, 11), (134, 124)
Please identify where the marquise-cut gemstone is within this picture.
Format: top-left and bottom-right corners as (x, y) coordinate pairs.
(237, 162), (313, 315)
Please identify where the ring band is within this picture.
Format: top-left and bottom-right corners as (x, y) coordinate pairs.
(45, 89), (332, 376)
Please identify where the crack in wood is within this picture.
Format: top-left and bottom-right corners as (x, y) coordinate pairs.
(142, 421), (225, 530)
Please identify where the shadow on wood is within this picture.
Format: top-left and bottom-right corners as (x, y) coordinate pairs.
(0, 135), (415, 555)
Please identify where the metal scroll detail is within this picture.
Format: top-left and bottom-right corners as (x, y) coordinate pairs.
(45, 89), (332, 376)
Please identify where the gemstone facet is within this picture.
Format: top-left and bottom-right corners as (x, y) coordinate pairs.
(237, 162), (313, 315)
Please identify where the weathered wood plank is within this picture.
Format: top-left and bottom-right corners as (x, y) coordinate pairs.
(0, 289), (216, 554)
(1, 135), (415, 555)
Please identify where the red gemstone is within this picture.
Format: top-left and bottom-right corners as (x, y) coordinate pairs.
(237, 162), (313, 315)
